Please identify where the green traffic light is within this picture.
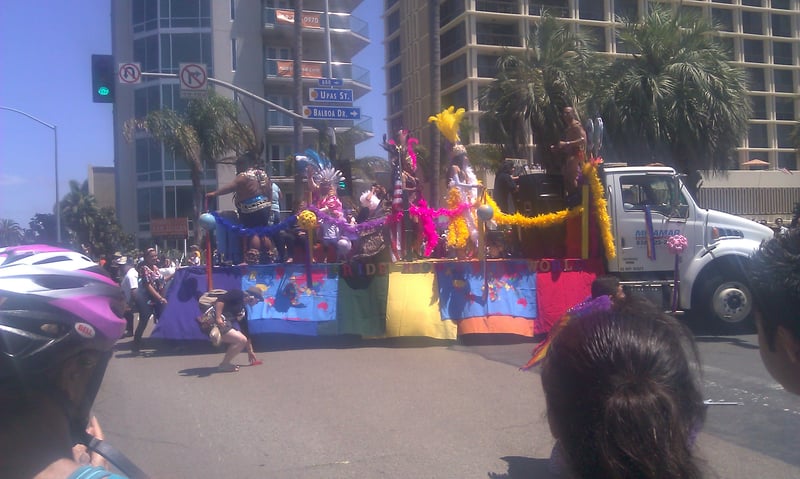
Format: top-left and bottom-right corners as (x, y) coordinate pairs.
(97, 86), (110, 96)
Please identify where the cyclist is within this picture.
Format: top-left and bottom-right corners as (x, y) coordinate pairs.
(0, 246), (149, 479)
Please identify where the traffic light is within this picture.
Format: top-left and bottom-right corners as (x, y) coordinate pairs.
(91, 54), (115, 103)
(335, 159), (353, 197)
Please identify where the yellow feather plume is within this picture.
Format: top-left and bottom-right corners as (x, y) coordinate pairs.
(428, 106), (466, 144)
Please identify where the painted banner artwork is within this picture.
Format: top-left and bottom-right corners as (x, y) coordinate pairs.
(242, 264), (338, 322)
(434, 261), (538, 321)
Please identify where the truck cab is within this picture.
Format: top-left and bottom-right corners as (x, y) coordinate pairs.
(602, 164), (773, 331)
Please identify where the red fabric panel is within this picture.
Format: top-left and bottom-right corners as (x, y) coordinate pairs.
(534, 258), (605, 335)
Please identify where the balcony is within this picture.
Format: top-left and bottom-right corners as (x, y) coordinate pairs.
(263, 7), (369, 58)
(476, 0), (520, 15)
(264, 59), (371, 97)
(476, 26), (522, 47)
(529, 1), (570, 18)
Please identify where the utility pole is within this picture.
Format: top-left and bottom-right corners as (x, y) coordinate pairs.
(293, 0), (305, 205)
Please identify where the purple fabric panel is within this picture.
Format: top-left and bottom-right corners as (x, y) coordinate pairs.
(151, 266), (243, 340)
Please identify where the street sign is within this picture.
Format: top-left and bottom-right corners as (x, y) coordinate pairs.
(318, 78), (343, 87)
(118, 63), (141, 84)
(150, 217), (189, 238)
(303, 105), (361, 120)
(179, 63), (208, 99)
(309, 88), (353, 103)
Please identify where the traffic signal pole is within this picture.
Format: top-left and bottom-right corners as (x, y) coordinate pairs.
(139, 72), (304, 120)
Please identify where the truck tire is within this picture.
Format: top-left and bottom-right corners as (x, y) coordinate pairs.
(700, 273), (754, 333)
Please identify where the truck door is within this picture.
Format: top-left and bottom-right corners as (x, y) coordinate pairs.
(611, 174), (691, 274)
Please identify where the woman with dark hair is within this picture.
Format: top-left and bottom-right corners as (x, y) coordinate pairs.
(132, 248), (167, 354)
(541, 298), (706, 479)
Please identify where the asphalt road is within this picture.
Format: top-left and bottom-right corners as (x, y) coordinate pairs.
(93, 328), (799, 479)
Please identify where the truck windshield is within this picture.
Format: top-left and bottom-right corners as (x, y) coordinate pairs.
(620, 176), (689, 218)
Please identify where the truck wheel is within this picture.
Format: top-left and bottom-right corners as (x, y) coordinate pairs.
(701, 274), (754, 333)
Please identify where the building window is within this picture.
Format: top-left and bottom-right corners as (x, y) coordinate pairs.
(160, 32), (213, 75)
(777, 152), (796, 170)
(579, 1), (604, 21)
(775, 97), (795, 121)
(388, 36), (401, 61)
(750, 96), (767, 120)
(388, 62), (402, 88)
(748, 124), (768, 148)
(777, 125), (794, 149)
(772, 0), (791, 10)
(266, 95), (293, 127)
(747, 68), (765, 91)
(442, 86), (468, 112)
(133, 35), (159, 72)
(137, 187), (164, 227)
(231, 39), (237, 71)
(135, 138), (163, 182)
(134, 84), (161, 118)
(743, 40), (764, 63)
(159, 0), (211, 28)
(774, 69), (794, 93)
(771, 14), (793, 38)
(711, 8), (733, 32)
(530, 1), (569, 18)
(773, 41), (794, 65)
(389, 90), (403, 113)
(132, 0), (158, 33)
(440, 23), (466, 57)
(580, 25), (607, 52)
(386, 10), (400, 34)
(614, 0), (637, 20)
(442, 54), (467, 88)
(477, 54), (499, 78)
(268, 144), (293, 177)
(440, 0), (466, 26)
(741, 11), (763, 35)
(476, 22), (521, 47)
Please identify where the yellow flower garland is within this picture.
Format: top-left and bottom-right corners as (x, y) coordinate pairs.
(583, 162), (617, 261)
(483, 193), (583, 228)
(445, 187), (469, 249)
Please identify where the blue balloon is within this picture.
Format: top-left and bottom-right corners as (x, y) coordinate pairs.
(198, 213), (217, 231)
(477, 204), (494, 222)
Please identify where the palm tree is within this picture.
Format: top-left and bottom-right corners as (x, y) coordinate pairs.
(60, 180), (98, 253)
(0, 219), (24, 247)
(124, 91), (260, 241)
(480, 13), (596, 173)
(596, 6), (750, 173)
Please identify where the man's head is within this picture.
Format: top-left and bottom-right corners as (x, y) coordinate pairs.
(591, 275), (625, 302)
(561, 106), (578, 124)
(749, 227), (800, 395)
(776, 218), (784, 227)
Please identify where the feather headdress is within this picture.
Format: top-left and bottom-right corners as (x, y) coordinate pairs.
(428, 106), (466, 145)
(314, 166), (344, 188)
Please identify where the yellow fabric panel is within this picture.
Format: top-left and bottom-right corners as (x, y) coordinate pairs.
(385, 268), (457, 340)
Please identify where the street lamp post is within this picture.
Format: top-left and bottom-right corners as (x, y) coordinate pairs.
(0, 106), (60, 243)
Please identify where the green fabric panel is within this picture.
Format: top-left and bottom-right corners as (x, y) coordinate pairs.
(335, 273), (389, 336)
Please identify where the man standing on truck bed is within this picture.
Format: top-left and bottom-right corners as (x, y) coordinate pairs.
(552, 106), (587, 207)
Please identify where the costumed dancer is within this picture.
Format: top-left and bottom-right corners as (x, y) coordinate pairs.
(551, 106), (587, 207)
(429, 106), (480, 259)
(308, 166), (346, 263)
(206, 155), (272, 257)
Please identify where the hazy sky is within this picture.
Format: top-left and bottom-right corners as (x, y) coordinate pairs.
(0, 0), (386, 226)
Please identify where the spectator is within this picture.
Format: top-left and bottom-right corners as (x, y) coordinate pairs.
(187, 244), (202, 266)
(118, 256), (138, 338)
(541, 298), (706, 478)
(0, 254), (143, 478)
(132, 248), (167, 354)
(748, 227), (800, 395)
(204, 287), (263, 372)
(775, 217), (788, 237)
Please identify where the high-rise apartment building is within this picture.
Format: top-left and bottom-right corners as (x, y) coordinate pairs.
(111, 0), (371, 243)
(385, 0), (799, 170)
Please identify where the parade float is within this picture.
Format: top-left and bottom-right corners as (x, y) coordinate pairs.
(152, 107), (772, 342)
